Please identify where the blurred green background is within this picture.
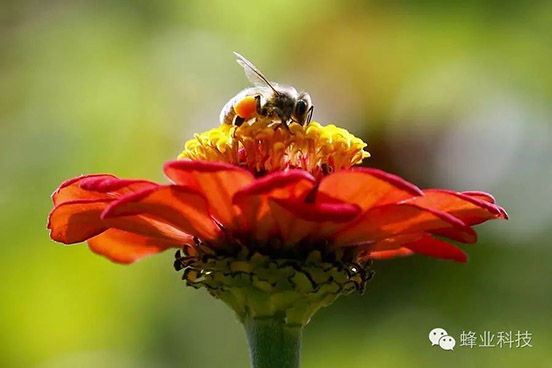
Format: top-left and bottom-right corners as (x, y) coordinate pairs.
(1, 1), (551, 367)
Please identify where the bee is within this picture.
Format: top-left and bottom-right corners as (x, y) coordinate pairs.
(220, 52), (314, 130)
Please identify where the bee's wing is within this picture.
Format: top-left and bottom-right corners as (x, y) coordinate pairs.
(234, 52), (278, 93)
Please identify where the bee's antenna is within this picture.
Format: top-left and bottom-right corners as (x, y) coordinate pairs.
(234, 52), (280, 95)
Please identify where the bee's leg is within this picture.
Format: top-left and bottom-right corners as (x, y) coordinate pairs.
(272, 121), (291, 132)
(274, 109), (291, 132)
(254, 95), (262, 114)
(231, 116), (246, 138)
(280, 121), (292, 132)
(234, 116), (246, 127)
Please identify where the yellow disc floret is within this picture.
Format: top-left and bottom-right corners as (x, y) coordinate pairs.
(179, 119), (370, 177)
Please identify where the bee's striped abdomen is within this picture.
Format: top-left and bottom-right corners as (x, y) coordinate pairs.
(220, 97), (238, 125)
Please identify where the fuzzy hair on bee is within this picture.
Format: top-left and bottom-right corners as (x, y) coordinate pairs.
(220, 52), (314, 129)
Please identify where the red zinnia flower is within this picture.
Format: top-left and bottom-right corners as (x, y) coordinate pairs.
(48, 119), (507, 367)
(49, 121), (506, 267)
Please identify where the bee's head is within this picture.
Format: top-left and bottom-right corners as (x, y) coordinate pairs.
(292, 92), (314, 126)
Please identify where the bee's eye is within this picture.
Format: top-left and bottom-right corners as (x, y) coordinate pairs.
(295, 100), (308, 117)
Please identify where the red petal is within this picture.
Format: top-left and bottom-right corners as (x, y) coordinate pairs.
(52, 174), (116, 205)
(370, 233), (423, 251)
(268, 199), (360, 246)
(233, 170), (315, 200)
(87, 229), (186, 264)
(318, 168), (422, 211)
(368, 248), (414, 260)
(52, 175), (158, 206)
(102, 185), (221, 241)
(333, 203), (476, 246)
(364, 234), (467, 262)
(462, 191), (509, 219)
(48, 197), (193, 245)
(48, 198), (111, 243)
(402, 235), (468, 262)
(406, 189), (507, 225)
(271, 198), (360, 223)
(79, 177), (157, 193)
(462, 191), (496, 204)
(164, 160), (254, 228)
(232, 170), (316, 240)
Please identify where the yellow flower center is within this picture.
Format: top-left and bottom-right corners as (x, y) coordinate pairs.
(178, 119), (370, 177)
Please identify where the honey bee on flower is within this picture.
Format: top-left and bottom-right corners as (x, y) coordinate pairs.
(220, 52), (314, 130)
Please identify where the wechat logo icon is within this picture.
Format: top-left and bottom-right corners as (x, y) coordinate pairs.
(429, 327), (456, 351)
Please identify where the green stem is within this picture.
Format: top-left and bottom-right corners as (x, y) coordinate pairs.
(243, 318), (303, 368)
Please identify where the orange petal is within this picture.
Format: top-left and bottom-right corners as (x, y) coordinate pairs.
(370, 233), (424, 251)
(268, 201), (319, 247)
(102, 185), (221, 241)
(333, 203), (476, 246)
(462, 191), (509, 219)
(272, 198), (360, 223)
(79, 177), (158, 194)
(462, 191), (496, 204)
(364, 234), (467, 262)
(269, 198), (360, 247)
(52, 175), (116, 205)
(233, 170), (316, 240)
(318, 168), (422, 210)
(368, 248), (414, 260)
(405, 189), (507, 225)
(402, 235), (468, 262)
(48, 198), (111, 243)
(164, 160), (254, 229)
(88, 229), (186, 264)
(49, 198), (193, 245)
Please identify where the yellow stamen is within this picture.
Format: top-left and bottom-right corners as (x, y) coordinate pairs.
(178, 119), (370, 177)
